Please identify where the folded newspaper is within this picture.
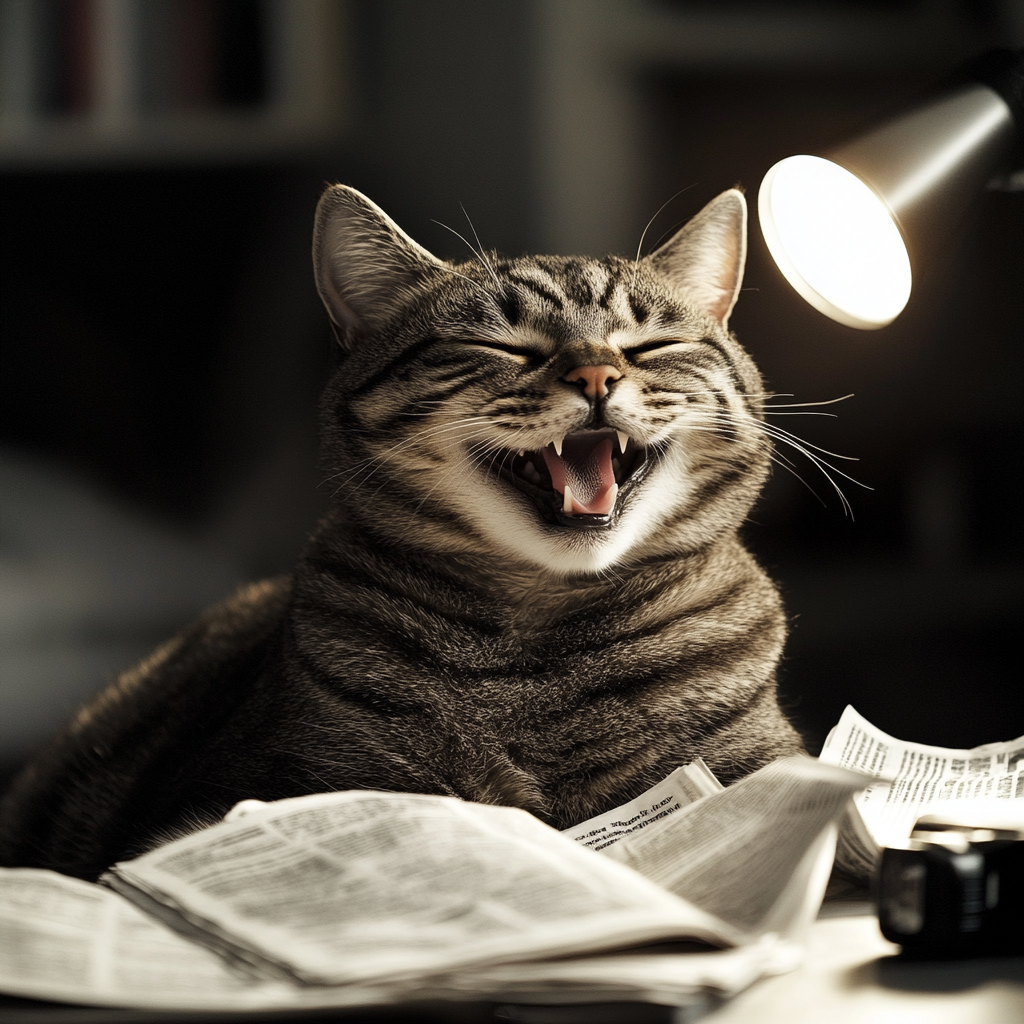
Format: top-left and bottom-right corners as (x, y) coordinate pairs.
(820, 706), (1024, 880)
(1, 708), (1021, 1013)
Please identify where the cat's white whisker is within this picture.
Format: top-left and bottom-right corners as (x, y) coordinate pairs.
(679, 405), (867, 515)
(407, 431), (510, 513)
(349, 416), (493, 471)
(431, 217), (502, 292)
(763, 394), (855, 409)
(460, 203), (503, 290)
(756, 422), (863, 466)
(766, 453), (828, 506)
(761, 437), (858, 516)
(631, 184), (697, 291)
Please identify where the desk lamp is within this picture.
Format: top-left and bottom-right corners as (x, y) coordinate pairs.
(758, 49), (1024, 329)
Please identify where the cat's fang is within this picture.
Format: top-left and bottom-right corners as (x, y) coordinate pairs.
(492, 429), (652, 525)
(553, 437), (563, 456)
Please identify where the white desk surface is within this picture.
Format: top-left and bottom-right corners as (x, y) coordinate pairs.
(705, 908), (1024, 1024)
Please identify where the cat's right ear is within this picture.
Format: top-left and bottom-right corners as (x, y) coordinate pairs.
(645, 189), (747, 328)
(313, 185), (445, 349)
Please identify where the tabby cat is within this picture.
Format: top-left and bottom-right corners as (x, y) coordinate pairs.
(0, 185), (805, 881)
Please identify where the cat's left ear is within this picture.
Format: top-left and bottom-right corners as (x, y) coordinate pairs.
(645, 189), (747, 328)
(314, 184), (446, 348)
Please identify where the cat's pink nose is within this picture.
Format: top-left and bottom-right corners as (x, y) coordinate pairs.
(563, 365), (622, 400)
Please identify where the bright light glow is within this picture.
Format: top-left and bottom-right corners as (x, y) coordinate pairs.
(758, 155), (912, 329)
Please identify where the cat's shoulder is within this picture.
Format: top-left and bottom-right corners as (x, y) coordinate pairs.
(0, 578), (293, 877)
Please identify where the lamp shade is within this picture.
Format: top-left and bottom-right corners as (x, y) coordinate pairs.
(758, 50), (1023, 330)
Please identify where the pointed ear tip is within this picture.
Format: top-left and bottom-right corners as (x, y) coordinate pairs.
(315, 184), (347, 223)
(720, 188), (747, 211)
(315, 185), (392, 248)
(317, 183), (384, 217)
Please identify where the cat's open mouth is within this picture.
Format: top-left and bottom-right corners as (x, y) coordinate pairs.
(488, 429), (652, 529)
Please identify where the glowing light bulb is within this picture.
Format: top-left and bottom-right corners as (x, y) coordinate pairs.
(758, 155), (912, 330)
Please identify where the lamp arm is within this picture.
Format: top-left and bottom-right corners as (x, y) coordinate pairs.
(954, 48), (1024, 156)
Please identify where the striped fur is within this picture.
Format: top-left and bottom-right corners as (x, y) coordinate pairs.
(0, 187), (803, 880)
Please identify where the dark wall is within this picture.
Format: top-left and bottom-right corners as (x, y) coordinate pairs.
(351, 0), (537, 259)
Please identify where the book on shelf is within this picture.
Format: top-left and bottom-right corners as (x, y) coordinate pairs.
(0, 0), (269, 124)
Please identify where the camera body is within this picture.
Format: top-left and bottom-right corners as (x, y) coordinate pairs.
(877, 820), (1023, 956)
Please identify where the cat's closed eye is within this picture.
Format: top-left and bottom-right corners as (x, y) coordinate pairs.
(622, 338), (689, 360)
(465, 339), (545, 363)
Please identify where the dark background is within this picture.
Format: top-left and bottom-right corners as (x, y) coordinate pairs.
(1, 0), (1022, 782)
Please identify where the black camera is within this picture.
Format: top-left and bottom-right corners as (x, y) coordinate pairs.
(877, 818), (1024, 957)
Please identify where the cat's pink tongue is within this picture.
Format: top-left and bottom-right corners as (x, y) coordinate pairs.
(542, 436), (618, 515)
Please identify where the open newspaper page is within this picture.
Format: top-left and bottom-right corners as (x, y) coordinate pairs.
(561, 759), (723, 852)
(0, 868), (384, 1010)
(594, 758), (868, 940)
(429, 934), (800, 1009)
(3, 755), (866, 1010)
(0, 866), (799, 1011)
(103, 758), (865, 987)
(103, 791), (742, 988)
(819, 706), (1024, 877)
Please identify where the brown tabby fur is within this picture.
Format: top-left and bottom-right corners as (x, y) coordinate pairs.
(0, 186), (804, 880)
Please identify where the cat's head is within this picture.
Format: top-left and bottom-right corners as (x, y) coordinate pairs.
(314, 185), (770, 575)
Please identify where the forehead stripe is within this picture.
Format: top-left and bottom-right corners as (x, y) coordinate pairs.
(561, 260), (596, 306)
(627, 293), (650, 324)
(498, 289), (524, 327)
(597, 274), (620, 311)
(505, 273), (566, 310)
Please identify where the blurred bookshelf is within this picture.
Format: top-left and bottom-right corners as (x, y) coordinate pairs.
(0, 0), (350, 167)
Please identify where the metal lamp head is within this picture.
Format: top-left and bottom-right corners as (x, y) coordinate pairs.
(758, 49), (1024, 330)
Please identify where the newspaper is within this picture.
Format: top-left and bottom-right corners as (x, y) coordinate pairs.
(0, 868), (363, 1011)
(0, 754), (865, 1011)
(820, 705), (1024, 878)
(0, 865), (792, 1012)
(0, 863), (799, 1012)
(102, 791), (746, 987)
(561, 758), (723, 852)
(600, 757), (856, 941)
(6, 709), (1018, 1012)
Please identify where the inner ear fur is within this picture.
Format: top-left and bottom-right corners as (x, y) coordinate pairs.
(645, 189), (747, 328)
(313, 184), (445, 348)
